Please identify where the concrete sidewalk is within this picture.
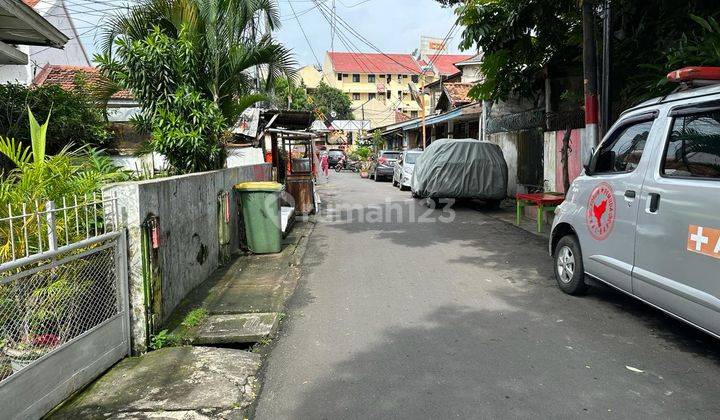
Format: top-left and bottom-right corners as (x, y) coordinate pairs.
(51, 220), (315, 419)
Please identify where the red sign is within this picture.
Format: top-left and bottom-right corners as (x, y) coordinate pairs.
(586, 182), (616, 241)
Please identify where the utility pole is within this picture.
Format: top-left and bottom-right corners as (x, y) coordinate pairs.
(601, 0), (613, 137)
(252, 11), (260, 92)
(421, 76), (427, 149)
(582, 0), (599, 162)
(330, 0), (336, 52)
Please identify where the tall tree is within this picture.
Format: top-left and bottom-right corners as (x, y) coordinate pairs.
(309, 82), (353, 120)
(272, 77), (310, 111)
(96, 0), (295, 173)
(453, 0), (582, 102)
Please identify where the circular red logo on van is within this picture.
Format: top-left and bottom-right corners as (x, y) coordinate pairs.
(586, 182), (616, 241)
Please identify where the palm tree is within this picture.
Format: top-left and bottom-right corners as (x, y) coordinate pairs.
(98, 0), (295, 124)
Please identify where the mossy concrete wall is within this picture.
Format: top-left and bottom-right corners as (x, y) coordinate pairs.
(103, 164), (271, 354)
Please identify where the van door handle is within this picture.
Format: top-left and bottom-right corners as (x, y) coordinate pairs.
(624, 190), (636, 199)
(648, 193), (661, 213)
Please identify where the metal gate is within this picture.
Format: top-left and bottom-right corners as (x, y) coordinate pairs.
(0, 195), (130, 419)
(516, 128), (545, 191)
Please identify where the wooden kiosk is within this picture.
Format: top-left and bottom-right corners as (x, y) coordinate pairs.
(269, 128), (317, 215)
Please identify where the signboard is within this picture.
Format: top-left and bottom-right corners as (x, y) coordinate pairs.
(232, 108), (260, 137)
(429, 41), (446, 51)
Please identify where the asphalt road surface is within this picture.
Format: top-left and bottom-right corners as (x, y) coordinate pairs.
(254, 172), (720, 419)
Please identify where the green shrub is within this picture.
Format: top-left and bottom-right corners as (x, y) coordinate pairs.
(0, 83), (111, 156)
(149, 329), (178, 350)
(0, 109), (127, 261)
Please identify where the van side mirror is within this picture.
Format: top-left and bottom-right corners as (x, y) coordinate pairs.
(584, 147), (596, 175)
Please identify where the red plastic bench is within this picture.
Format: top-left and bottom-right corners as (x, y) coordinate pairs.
(515, 193), (566, 233)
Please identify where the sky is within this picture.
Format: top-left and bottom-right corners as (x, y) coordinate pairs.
(67, 0), (465, 66)
(273, 0), (464, 67)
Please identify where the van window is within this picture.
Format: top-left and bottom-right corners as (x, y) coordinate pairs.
(593, 120), (653, 174)
(663, 110), (720, 179)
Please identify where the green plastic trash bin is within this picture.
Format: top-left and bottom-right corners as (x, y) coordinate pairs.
(234, 182), (283, 254)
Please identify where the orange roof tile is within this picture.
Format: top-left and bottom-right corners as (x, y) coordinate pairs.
(443, 83), (473, 105)
(428, 54), (475, 76)
(33, 65), (134, 100)
(328, 52), (422, 75)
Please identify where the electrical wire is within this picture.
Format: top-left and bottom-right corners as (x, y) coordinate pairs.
(288, 0), (321, 67)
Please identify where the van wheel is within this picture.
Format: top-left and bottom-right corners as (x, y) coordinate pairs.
(554, 235), (588, 295)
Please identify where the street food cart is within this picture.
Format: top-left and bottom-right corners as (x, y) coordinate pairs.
(268, 128), (317, 215)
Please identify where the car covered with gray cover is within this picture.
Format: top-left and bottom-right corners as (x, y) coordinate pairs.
(411, 138), (508, 201)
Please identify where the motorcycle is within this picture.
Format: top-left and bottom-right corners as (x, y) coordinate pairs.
(335, 159), (360, 173)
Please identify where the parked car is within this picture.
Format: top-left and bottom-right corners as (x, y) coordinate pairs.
(369, 150), (402, 182)
(550, 67), (720, 339)
(392, 149), (423, 191)
(327, 149), (345, 167)
(411, 139), (508, 207)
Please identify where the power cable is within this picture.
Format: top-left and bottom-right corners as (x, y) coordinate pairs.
(313, 0), (422, 75)
(288, 0), (321, 67)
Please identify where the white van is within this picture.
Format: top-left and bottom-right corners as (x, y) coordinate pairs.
(550, 67), (720, 338)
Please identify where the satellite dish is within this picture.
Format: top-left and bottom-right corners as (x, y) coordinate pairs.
(330, 111), (337, 118)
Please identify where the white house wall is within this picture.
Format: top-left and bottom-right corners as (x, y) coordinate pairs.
(0, 0), (89, 84)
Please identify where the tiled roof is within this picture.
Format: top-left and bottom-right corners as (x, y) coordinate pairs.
(395, 111), (411, 123)
(443, 83), (473, 105)
(428, 54), (475, 75)
(328, 52), (422, 75)
(22, 0), (41, 7)
(33, 65), (134, 100)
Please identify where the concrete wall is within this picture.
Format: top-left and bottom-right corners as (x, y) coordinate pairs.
(488, 132), (519, 196)
(227, 147), (263, 168)
(103, 164), (271, 354)
(543, 128), (584, 193)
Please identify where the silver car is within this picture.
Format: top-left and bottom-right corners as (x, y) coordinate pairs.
(392, 150), (423, 191)
(550, 82), (720, 338)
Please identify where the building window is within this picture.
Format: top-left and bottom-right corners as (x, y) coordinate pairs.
(411, 75), (419, 83)
(411, 110), (418, 118)
(386, 90), (391, 99)
(387, 74), (392, 82)
(352, 93), (361, 100)
(337, 73), (343, 81)
(368, 74), (375, 83)
(352, 74), (360, 83)
(398, 91), (403, 99)
(369, 92), (376, 100)
(403, 75), (408, 79)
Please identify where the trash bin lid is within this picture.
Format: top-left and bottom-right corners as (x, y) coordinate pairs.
(234, 181), (283, 192)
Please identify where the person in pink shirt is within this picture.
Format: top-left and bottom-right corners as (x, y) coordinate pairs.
(320, 152), (329, 176)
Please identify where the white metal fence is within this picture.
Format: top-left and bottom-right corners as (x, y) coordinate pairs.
(1, 193), (118, 264)
(0, 194), (130, 419)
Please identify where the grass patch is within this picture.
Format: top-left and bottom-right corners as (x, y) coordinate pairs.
(181, 308), (209, 328)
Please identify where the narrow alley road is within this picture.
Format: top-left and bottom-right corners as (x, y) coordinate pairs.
(254, 172), (720, 419)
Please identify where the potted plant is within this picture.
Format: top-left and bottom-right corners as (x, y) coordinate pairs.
(3, 333), (60, 373)
(1, 273), (89, 374)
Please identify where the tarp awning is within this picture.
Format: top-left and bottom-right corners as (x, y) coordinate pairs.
(402, 108), (464, 131)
